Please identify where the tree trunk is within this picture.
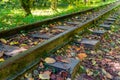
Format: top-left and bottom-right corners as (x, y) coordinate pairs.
(51, 0), (58, 11)
(20, 0), (32, 16)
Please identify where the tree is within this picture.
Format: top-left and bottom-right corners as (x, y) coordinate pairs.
(19, 0), (32, 16)
(51, 0), (58, 11)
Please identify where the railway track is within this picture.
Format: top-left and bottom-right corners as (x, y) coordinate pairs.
(0, 1), (120, 80)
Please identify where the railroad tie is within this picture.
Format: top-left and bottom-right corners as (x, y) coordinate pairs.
(91, 30), (107, 36)
(47, 57), (80, 78)
(66, 21), (80, 26)
(2, 45), (26, 57)
(53, 26), (73, 30)
(106, 17), (116, 21)
(76, 38), (100, 50)
(31, 33), (53, 39)
(99, 24), (112, 30)
(104, 20), (114, 25)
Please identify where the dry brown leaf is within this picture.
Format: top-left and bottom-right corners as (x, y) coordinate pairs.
(28, 78), (34, 80)
(44, 70), (51, 75)
(106, 72), (113, 79)
(77, 53), (87, 60)
(75, 47), (81, 51)
(61, 59), (70, 63)
(50, 24), (55, 27)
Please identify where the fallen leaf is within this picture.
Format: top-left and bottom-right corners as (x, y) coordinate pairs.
(0, 51), (4, 57)
(0, 58), (4, 62)
(4, 47), (27, 56)
(102, 68), (113, 79)
(0, 38), (7, 44)
(24, 73), (32, 78)
(67, 45), (72, 49)
(45, 57), (56, 64)
(39, 73), (50, 79)
(60, 71), (68, 78)
(117, 72), (120, 76)
(75, 47), (81, 51)
(93, 70), (100, 77)
(27, 78), (34, 80)
(50, 74), (56, 80)
(9, 41), (19, 46)
(57, 22), (62, 25)
(33, 41), (38, 45)
(92, 59), (96, 65)
(61, 59), (70, 63)
(86, 69), (93, 76)
(77, 53), (87, 60)
(20, 44), (28, 48)
(39, 62), (44, 68)
(49, 24), (55, 27)
(44, 70), (51, 75)
(106, 72), (113, 79)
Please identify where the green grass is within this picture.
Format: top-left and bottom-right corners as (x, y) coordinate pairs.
(0, 0), (117, 31)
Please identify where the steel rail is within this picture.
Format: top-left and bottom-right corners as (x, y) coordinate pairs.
(0, 1), (120, 80)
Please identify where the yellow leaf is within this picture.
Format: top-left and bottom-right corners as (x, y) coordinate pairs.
(10, 41), (19, 45)
(0, 58), (5, 62)
(0, 38), (7, 44)
(20, 44), (27, 47)
(58, 22), (62, 25)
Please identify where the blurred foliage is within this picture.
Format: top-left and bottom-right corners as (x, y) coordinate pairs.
(0, 0), (117, 31)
